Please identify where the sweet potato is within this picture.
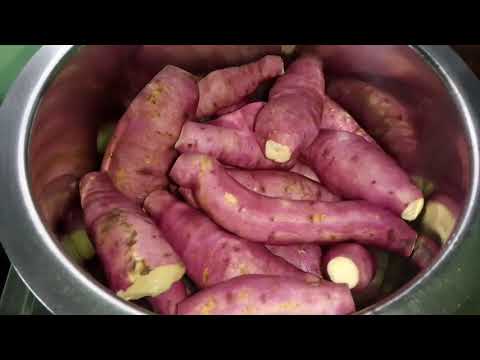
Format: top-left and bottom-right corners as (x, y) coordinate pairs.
(254, 55), (325, 164)
(421, 194), (460, 243)
(177, 275), (355, 315)
(79, 172), (186, 314)
(226, 169), (339, 202)
(322, 243), (376, 291)
(302, 130), (424, 221)
(144, 190), (315, 288)
(197, 55), (284, 118)
(102, 65), (199, 204)
(327, 78), (418, 164)
(266, 244), (322, 276)
(321, 96), (376, 144)
(169, 153), (417, 256)
(410, 234), (441, 270)
(175, 103), (288, 169)
(290, 161), (320, 182)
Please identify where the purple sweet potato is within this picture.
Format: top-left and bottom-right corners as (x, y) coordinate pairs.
(302, 130), (424, 221)
(227, 169), (339, 202)
(254, 55), (325, 164)
(102, 65), (199, 204)
(197, 55), (284, 118)
(322, 243), (376, 291)
(410, 234), (441, 270)
(175, 103), (289, 170)
(169, 153), (417, 256)
(144, 190), (315, 288)
(290, 161), (320, 183)
(266, 244), (322, 276)
(321, 96), (376, 144)
(79, 172), (186, 314)
(421, 193), (460, 243)
(327, 78), (418, 164)
(177, 275), (355, 315)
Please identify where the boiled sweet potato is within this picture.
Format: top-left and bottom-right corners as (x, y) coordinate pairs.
(144, 190), (315, 288)
(254, 55), (325, 164)
(197, 55), (284, 118)
(327, 78), (418, 165)
(322, 243), (376, 291)
(302, 130), (424, 221)
(79, 172), (186, 314)
(177, 275), (355, 315)
(102, 65), (199, 204)
(175, 102), (288, 169)
(169, 153), (417, 256)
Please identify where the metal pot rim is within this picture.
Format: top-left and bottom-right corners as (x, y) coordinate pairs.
(0, 45), (479, 315)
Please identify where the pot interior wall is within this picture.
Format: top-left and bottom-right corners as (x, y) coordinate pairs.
(27, 45), (470, 311)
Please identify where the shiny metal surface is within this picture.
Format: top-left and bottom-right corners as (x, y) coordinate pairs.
(0, 45), (479, 315)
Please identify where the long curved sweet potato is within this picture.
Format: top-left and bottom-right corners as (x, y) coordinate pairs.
(197, 55), (284, 118)
(175, 103), (288, 169)
(302, 130), (424, 221)
(102, 65), (199, 204)
(322, 243), (376, 291)
(327, 78), (418, 164)
(254, 55), (324, 164)
(177, 275), (355, 315)
(144, 190), (315, 288)
(169, 153), (417, 256)
(79, 172), (186, 314)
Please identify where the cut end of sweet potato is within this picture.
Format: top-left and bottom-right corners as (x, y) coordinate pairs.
(401, 198), (424, 221)
(326, 256), (359, 289)
(117, 264), (186, 301)
(281, 45), (297, 57)
(265, 140), (292, 163)
(422, 201), (456, 243)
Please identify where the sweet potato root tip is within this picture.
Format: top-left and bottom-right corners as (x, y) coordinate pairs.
(326, 256), (360, 289)
(265, 140), (292, 163)
(117, 264), (186, 301)
(401, 197), (425, 221)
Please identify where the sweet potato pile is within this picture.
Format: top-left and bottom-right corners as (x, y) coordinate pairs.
(56, 46), (452, 315)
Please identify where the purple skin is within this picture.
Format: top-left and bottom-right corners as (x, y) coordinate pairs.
(327, 78), (418, 165)
(79, 172), (186, 314)
(101, 65), (199, 205)
(227, 169), (340, 202)
(266, 244), (322, 276)
(254, 55), (325, 165)
(290, 161), (321, 183)
(148, 282), (187, 315)
(177, 274), (355, 315)
(320, 96), (376, 145)
(302, 130), (424, 221)
(410, 234), (441, 270)
(169, 153), (418, 256)
(175, 103), (291, 170)
(144, 190), (316, 289)
(197, 55), (284, 118)
(322, 243), (376, 292)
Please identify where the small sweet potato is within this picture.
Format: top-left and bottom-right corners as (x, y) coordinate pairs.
(144, 190), (315, 288)
(175, 102), (288, 169)
(197, 55), (284, 118)
(177, 274), (355, 315)
(102, 65), (199, 204)
(254, 55), (325, 164)
(322, 243), (376, 291)
(302, 130), (424, 221)
(169, 153), (417, 256)
(79, 172), (186, 314)
(327, 78), (418, 164)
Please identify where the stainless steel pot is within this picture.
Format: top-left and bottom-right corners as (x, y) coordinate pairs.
(0, 45), (479, 315)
